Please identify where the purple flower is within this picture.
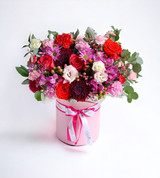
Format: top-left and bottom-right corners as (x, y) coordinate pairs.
(79, 48), (94, 62)
(45, 45), (60, 61)
(106, 65), (118, 82)
(48, 74), (58, 84)
(39, 75), (47, 85)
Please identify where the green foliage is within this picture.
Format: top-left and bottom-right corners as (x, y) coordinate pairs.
(85, 27), (97, 40)
(124, 85), (139, 103)
(47, 30), (58, 40)
(73, 29), (80, 39)
(121, 49), (130, 58)
(110, 26), (121, 41)
(34, 91), (45, 101)
(22, 79), (29, 85)
(16, 65), (29, 77)
(133, 63), (142, 73)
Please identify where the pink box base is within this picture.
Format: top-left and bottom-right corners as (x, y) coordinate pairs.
(56, 99), (100, 146)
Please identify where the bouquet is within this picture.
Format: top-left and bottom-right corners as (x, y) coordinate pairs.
(16, 26), (143, 103)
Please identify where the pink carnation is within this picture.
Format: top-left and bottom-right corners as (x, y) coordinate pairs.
(128, 70), (137, 80)
(75, 41), (90, 51)
(43, 39), (54, 48)
(95, 35), (106, 44)
(28, 70), (40, 81)
(44, 86), (56, 99)
(108, 81), (123, 97)
(75, 35), (85, 43)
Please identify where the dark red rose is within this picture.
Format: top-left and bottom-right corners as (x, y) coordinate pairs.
(56, 81), (70, 100)
(29, 80), (41, 93)
(119, 75), (126, 84)
(54, 33), (73, 48)
(69, 54), (84, 71)
(70, 79), (90, 101)
(104, 39), (122, 56)
(29, 55), (37, 64)
(38, 55), (54, 69)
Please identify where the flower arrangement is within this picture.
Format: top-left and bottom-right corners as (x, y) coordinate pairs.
(16, 26), (143, 103)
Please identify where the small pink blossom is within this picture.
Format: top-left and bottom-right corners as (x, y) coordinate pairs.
(128, 70), (137, 80)
(104, 30), (116, 38)
(75, 35), (85, 43)
(95, 35), (106, 44)
(108, 81), (123, 97)
(28, 70), (40, 81)
(62, 65), (78, 83)
(75, 41), (90, 51)
(43, 39), (54, 48)
(44, 86), (56, 99)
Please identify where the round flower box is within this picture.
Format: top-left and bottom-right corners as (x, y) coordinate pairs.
(56, 99), (100, 146)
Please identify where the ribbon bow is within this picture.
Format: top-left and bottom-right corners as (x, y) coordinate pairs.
(56, 100), (100, 145)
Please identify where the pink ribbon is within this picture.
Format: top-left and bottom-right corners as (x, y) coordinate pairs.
(56, 100), (100, 145)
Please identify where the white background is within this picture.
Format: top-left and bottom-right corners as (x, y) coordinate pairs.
(0, 0), (160, 177)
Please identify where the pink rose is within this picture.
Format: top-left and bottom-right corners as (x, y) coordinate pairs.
(62, 65), (78, 83)
(43, 39), (54, 48)
(128, 70), (137, 80)
(95, 35), (106, 44)
(28, 70), (40, 81)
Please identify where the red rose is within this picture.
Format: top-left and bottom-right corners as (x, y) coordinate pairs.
(119, 75), (126, 84)
(38, 55), (54, 69)
(54, 33), (73, 48)
(29, 80), (41, 93)
(56, 82), (70, 100)
(29, 55), (37, 64)
(104, 39), (122, 56)
(69, 54), (84, 71)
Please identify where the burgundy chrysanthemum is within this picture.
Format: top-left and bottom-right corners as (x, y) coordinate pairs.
(70, 79), (90, 101)
(55, 48), (72, 67)
(29, 80), (41, 93)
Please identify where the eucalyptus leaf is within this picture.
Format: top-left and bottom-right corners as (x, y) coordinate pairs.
(41, 92), (45, 101)
(127, 94), (132, 103)
(121, 50), (130, 57)
(136, 57), (143, 64)
(124, 86), (134, 94)
(132, 92), (138, 100)
(85, 27), (97, 40)
(133, 63), (141, 73)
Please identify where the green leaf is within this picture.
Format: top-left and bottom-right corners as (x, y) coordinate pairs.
(33, 48), (38, 55)
(22, 45), (29, 48)
(34, 91), (42, 101)
(73, 29), (79, 39)
(85, 27), (97, 40)
(124, 86), (134, 94)
(20, 65), (28, 73)
(132, 92), (138, 100)
(24, 52), (30, 57)
(41, 85), (47, 91)
(34, 91), (45, 101)
(121, 50), (130, 58)
(22, 79), (29, 85)
(133, 63), (142, 73)
(48, 30), (58, 40)
(31, 34), (36, 39)
(28, 34), (31, 42)
(111, 26), (121, 41)
(16, 66), (29, 77)
(41, 92), (45, 101)
(123, 81), (130, 87)
(128, 57), (136, 63)
(136, 57), (143, 64)
(127, 94), (132, 103)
